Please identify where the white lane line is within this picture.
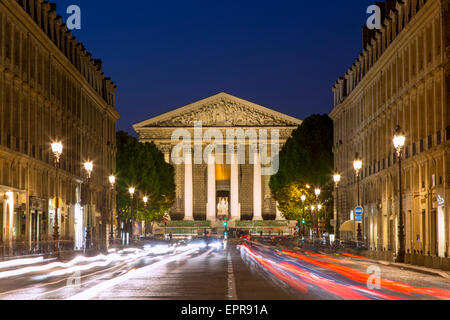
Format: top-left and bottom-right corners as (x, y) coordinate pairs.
(227, 251), (238, 300)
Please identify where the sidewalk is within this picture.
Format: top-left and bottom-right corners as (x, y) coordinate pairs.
(361, 257), (450, 280)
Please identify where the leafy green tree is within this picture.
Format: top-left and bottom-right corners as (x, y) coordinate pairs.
(270, 114), (334, 232)
(115, 131), (175, 232)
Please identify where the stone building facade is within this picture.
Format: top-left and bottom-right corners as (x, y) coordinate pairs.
(134, 93), (301, 228)
(0, 0), (119, 250)
(330, 0), (450, 262)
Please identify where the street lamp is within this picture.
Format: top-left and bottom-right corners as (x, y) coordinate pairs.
(314, 188), (321, 198)
(84, 161), (94, 249)
(333, 173), (341, 241)
(51, 141), (63, 252)
(84, 161), (93, 179)
(128, 187), (135, 245)
(143, 196), (148, 205)
(353, 153), (363, 243)
(300, 194), (306, 236)
(393, 125), (406, 263)
(109, 175), (116, 245)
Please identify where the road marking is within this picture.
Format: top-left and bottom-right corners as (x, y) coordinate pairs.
(227, 251), (238, 300)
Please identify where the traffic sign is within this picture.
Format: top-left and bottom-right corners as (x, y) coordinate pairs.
(355, 215), (362, 222)
(355, 206), (364, 216)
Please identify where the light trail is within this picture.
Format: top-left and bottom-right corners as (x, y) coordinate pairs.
(66, 248), (198, 300)
(280, 249), (450, 300)
(0, 257), (44, 270)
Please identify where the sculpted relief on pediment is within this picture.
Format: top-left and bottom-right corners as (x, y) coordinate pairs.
(151, 98), (297, 127)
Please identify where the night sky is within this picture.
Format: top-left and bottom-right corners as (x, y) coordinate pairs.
(55, 0), (375, 135)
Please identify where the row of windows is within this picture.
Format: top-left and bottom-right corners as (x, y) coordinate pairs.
(6, 0), (116, 105)
(0, 78), (115, 186)
(334, 0), (439, 105)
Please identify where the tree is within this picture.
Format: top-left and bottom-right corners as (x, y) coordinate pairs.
(116, 131), (175, 233)
(270, 114), (334, 232)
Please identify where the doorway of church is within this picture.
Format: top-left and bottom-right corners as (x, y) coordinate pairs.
(216, 191), (230, 220)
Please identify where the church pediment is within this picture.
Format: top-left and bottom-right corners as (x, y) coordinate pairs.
(134, 93), (301, 129)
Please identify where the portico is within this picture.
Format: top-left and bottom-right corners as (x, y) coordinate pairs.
(133, 93), (301, 224)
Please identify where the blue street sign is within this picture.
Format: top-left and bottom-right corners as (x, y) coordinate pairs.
(355, 206), (364, 216)
(355, 215), (362, 222)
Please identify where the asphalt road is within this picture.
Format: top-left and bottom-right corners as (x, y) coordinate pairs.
(0, 239), (449, 300)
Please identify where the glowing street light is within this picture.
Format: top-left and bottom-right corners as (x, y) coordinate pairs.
(51, 141), (63, 251)
(353, 153), (362, 176)
(143, 196), (148, 204)
(333, 173), (341, 184)
(393, 125), (406, 263)
(314, 188), (321, 197)
(84, 161), (93, 179)
(83, 161), (94, 249)
(300, 194), (307, 237)
(129, 187), (135, 198)
(109, 175), (116, 244)
(51, 141), (63, 164)
(353, 153), (363, 243)
(333, 173), (342, 241)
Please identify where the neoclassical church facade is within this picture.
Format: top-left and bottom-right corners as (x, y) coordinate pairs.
(134, 93), (301, 227)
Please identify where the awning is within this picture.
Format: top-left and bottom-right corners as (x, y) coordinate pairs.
(340, 220), (355, 232)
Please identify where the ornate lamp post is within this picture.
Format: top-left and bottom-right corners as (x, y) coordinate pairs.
(51, 141), (63, 252)
(353, 153), (363, 243)
(333, 173), (341, 241)
(314, 188), (320, 238)
(301, 194), (306, 236)
(317, 204), (323, 237)
(314, 188), (321, 199)
(84, 161), (93, 249)
(311, 205), (315, 238)
(143, 196), (148, 237)
(128, 187), (135, 245)
(108, 175), (116, 245)
(393, 125), (406, 263)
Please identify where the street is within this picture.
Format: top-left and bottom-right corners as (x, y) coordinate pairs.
(0, 239), (449, 300)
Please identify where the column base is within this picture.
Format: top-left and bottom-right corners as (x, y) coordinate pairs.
(184, 216), (194, 221)
(252, 216), (263, 221)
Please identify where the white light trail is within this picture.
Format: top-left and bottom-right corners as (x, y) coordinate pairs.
(66, 248), (197, 300)
(0, 257), (44, 270)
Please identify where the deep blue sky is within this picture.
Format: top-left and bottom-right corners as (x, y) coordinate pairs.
(55, 0), (374, 135)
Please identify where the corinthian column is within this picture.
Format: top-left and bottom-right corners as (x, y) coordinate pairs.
(207, 153), (216, 221)
(184, 150), (193, 221)
(230, 150), (240, 221)
(253, 152), (262, 221)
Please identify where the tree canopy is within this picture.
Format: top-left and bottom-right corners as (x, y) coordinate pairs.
(270, 114), (334, 230)
(115, 131), (175, 225)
